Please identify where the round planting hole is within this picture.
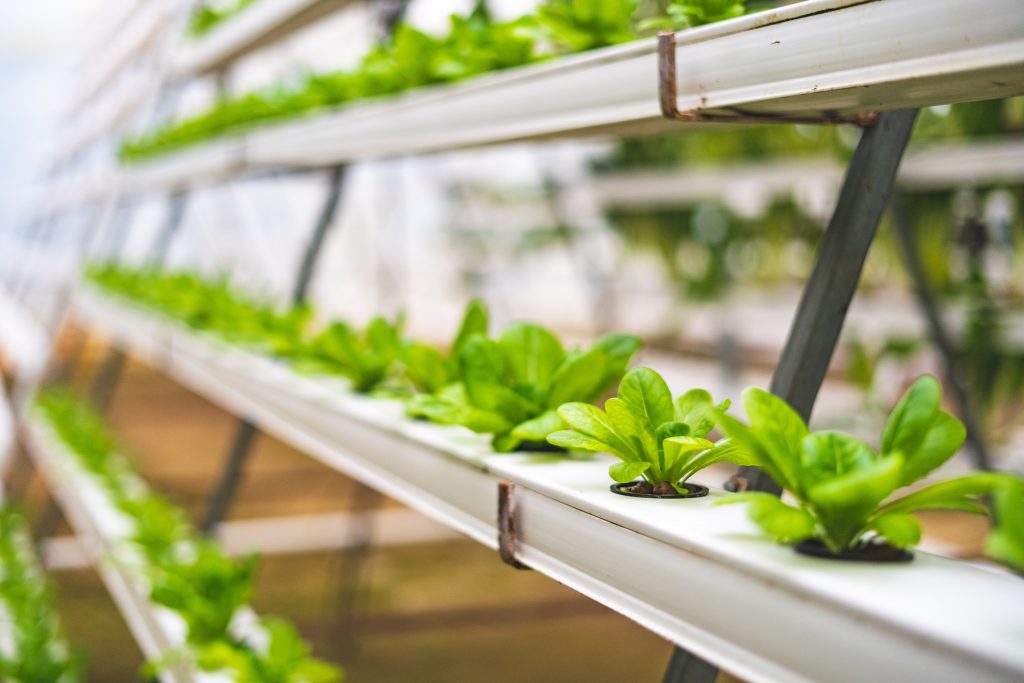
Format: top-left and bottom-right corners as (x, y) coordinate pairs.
(609, 481), (709, 499)
(795, 538), (914, 563)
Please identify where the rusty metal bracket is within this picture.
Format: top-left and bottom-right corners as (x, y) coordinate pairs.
(497, 481), (530, 570)
(657, 32), (877, 127)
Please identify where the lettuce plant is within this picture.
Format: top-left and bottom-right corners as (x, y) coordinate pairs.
(639, 0), (747, 31)
(121, 494), (193, 566)
(188, 0), (257, 38)
(149, 542), (259, 646)
(401, 299), (488, 395)
(0, 507), (81, 683)
(717, 376), (1015, 554)
(415, 323), (641, 451)
(535, 0), (639, 51)
(294, 317), (403, 393)
(986, 479), (1024, 571)
(87, 265), (312, 359)
(547, 367), (747, 493)
(197, 619), (343, 683)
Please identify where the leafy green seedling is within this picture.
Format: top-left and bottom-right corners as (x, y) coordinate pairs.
(88, 265), (314, 359)
(639, 0), (746, 31)
(548, 367), (746, 493)
(717, 375), (1016, 554)
(401, 298), (488, 395)
(417, 323), (641, 451)
(536, 0), (638, 51)
(121, 494), (193, 566)
(986, 479), (1024, 572)
(197, 618), (343, 683)
(187, 0), (257, 37)
(0, 507), (82, 683)
(293, 317), (403, 393)
(149, 542), (260, 645)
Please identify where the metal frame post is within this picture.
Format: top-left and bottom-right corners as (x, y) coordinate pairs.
(8, 196), (124, 535)
(666, 109), (919, 683)
(890, 192), (991, 470)
(44, 198), (132, 389)
(86, 194), (187, 415)
(201, 165), (348, 534)
(734, 109), (920, 493)
(331, 481), (384, 651)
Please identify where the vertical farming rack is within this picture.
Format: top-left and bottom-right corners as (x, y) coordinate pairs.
(3, 1), (1024, 682)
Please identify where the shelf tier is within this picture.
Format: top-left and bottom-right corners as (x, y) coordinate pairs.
(23, 419), (224, 683)
(73, 286), (1024, 683)
(36, 134), (1024, 220)
(593, 138), (1024, 208)
(171, 0), (358, 78)
(107, 0), (1024, 195)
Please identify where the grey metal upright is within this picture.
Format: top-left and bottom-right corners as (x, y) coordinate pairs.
(665, 109), (920, 682)
(88, 193), (189, 414)
(890, 192), (991, 470)
(201, 164), (348, 533)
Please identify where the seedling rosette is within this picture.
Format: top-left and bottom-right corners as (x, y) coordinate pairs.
(292, 316), (404, 393)
(547, 367), (750, 497)
(411, 323), (641, 452)
(986, 479), (1024, 573)
(401, 298), (489, 399)
(716, 375), (1019, 561)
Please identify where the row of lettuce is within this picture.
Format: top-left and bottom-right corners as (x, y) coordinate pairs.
(0, 507), (80, 682)
(34, 391), (343, 683)
(85, 264), (1024, 565)
(187, 0), (258, 38)
(122, 0), (751, 162)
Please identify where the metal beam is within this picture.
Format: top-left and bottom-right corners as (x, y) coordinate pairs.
(668, 110), (919, 682)
(890, 192), (991, 470)
(202, 165), (348, 533)
(149, 192), (188, 264)
(662, 649), (719, 683)
(735, 109), (919, 494)
(88, 349), (127, 414)
(200, 419), (259, 533)
(87, 194), (186, 415)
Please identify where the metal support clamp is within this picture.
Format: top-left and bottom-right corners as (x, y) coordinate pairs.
(657, 32), (877, 127)
(497, 481), (529, 570)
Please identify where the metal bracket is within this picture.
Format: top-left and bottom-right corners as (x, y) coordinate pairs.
(657, 32), (877, 127)
(497, 481), (529, 570)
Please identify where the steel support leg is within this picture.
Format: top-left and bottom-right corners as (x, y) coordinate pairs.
(88, 349), (127, 414)
(662, 649), (719, 683)
(86, 195), (186, 416)
(150, 193), (188, 265)
(333, 483), (384, 652)
(665, 110), (919, 683)
(201, 165), (348, 533)
(201, 419), (259, 533)
(890, 193), (991, 470)
(44, 198), (134, 389)
(735, 109), (920, 494)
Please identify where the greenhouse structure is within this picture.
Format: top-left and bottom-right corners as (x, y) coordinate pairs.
(0, 0), (1023, 681)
